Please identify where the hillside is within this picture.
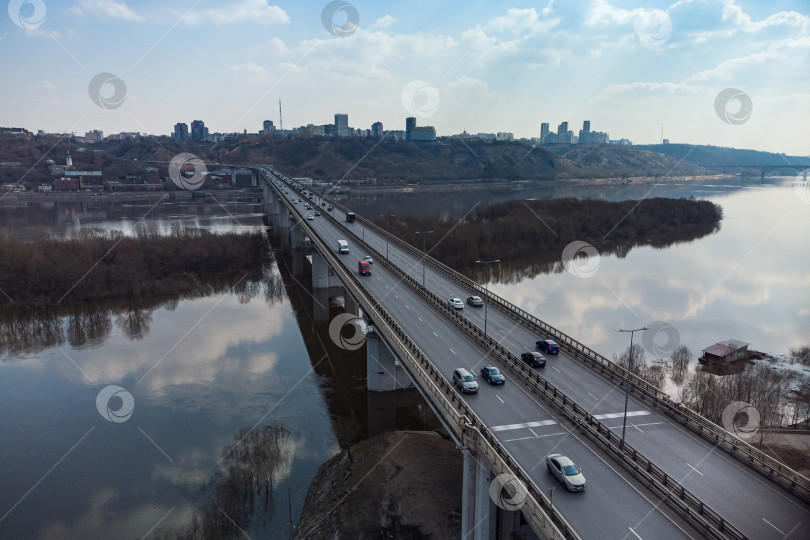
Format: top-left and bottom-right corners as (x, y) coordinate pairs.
(1, 134), (710, 189)
(636, 143), (810, 168)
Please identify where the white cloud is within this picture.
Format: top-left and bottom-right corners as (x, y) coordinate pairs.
(229, 62), (270, 78)
(370, 15), (395, 30)
(251, 37), (287, 56)
(177, 0), (289, 26)
(78, 0), (143, 22)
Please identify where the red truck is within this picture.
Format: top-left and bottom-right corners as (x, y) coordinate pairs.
(358, 260), (372, 275)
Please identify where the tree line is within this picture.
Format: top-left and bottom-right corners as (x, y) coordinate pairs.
(0, 225), (268, 308)
(377, 197), (723, 274)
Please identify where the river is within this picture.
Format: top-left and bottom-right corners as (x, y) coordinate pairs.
(0, 177), (806, 537)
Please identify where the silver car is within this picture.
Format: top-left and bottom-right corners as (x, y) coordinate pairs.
(546, 454), (586, 491)
(453, 368), (479, 394)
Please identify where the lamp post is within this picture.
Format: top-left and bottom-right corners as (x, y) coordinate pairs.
(615, 326), (648, 449)
(380, 213), (396, 259)
(415, 230), (434, 286)
(475, 259), (500, 336)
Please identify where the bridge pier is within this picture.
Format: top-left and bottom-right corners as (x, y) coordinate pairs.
(344, 291), (360, 316)
(290, 223), (305, 250)
(366, 327), (410, 392)
(462, 450), (497, 540)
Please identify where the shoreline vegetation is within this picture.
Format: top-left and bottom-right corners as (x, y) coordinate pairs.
(0, 226), (268, 308)
(378, 197), (723, 275)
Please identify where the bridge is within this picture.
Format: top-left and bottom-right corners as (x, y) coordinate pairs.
(255, 166), (810, 539)
(701, 163), (810, 180)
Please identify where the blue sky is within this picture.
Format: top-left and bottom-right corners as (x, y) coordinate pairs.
(1, 0), (808, 154)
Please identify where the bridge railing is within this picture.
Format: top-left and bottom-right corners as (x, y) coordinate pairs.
(260, 169), (578, 540)
(332, 216), (746, 540)
(290, 178), (810, 505)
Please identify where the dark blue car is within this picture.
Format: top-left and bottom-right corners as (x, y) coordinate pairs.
(537, 339), (560, 354)
(480, 366), (505, 385)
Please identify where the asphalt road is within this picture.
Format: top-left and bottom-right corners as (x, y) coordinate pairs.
(267, 177), (699, 539)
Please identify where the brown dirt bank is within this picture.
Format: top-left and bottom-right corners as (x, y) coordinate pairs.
(295, 431), (462, 539)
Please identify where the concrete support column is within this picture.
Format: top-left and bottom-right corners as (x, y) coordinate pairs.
(367, 388), (397, 437)
(462, 451), (495, 540)
(366, 329), (410, 392)
(344, 291), (359, 316)
(291, 249), (306, 278)
(312, 287), (329, 323)
(290, 223), (304, 250)
(311, 251), (329, 289)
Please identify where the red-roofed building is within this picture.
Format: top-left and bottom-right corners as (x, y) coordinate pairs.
(699, 340), (749, 364)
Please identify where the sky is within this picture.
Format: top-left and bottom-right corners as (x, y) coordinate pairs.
(1, 0), (808, 155)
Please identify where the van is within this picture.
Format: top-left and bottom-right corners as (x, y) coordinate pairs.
(346, 212), (356, 223)
(338, 240), (349, 254)
(358, 260), (371, 275)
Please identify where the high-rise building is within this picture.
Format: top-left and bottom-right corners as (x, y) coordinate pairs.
(262, 120), (275, 134)
(582, 120), (590, 133)
(85, 130), (103, 142)
(578, 120), (608, 143)
(190, 120), (208, 141)
(410, 126), (436, 141)
(405, 117), (417, 140)
(335, 114), (349, 137)
(540, 123), (549, 141)
(173, 123), (189, 142)
(371, 122), (383, 139)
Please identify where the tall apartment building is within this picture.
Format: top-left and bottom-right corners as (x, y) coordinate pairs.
(335, 114), (349, 137)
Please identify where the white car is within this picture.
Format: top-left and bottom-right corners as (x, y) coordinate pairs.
(546, 454), (586, 491)
(307, 215), (314, 221)
(448, 298), (464, 309)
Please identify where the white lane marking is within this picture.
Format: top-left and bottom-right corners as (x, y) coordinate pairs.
(587, 392), (598, 400)
(593, 410), (651, 420)
(491, 419), (557, 432)
(432, 331), (438, 337)
(628, 527), (643, 540)
(496, 395), (504, 404)
(405, 305), (409, 309)
(552, 366), (561, 374)
(634, 424), (644, 433)
(529, 428), (539, 438)
(523, 346), (531, 351)
(685, 463), (704, 476)
(762, 518), (784, 535)
(449, 348), (456, 355)
(607, 422), (664, 430)
(479, 315), (485, 320)
(418, 317), (423, 322)
(504, 432), (567, 443)
(394, 294), (399, 299)
(499, 329), (506, 334)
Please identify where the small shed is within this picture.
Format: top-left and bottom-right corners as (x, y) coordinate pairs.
(699, 340), (749, 364)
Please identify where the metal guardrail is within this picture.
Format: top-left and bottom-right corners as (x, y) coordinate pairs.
(261, 169), (577, 540)
(294, 180), (810, 505)
(333, 216), (746, 540)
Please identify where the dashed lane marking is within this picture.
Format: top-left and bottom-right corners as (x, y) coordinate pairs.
(762, 518), (784, 535)
(593, 410), (651, 420)
(496, 395), (504, 404)
(686, 463), (704, 476)
(491, 420), (557, 432)
(449, 348), (456, 355)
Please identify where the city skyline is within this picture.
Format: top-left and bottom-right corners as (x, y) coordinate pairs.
(1, 1), (808, 154)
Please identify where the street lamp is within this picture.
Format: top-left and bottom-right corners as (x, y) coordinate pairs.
(615, 326), (648, 449)
(415, 230), (434, 286)
(474, 259), (500, 336)
(380, 213), (396, 259)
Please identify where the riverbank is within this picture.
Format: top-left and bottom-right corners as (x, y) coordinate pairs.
(295, 431), (462, 538)
(0, 188), (262, 205)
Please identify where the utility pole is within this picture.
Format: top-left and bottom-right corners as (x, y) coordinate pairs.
(615, 326), (648, 449)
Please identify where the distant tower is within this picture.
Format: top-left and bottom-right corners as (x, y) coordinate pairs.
(66, 152), (72, 168)
(279, 100), (283, 131)
(405, 117), (416, 140)
(540, 123), (549, 140)
(583, 120), (590, 133)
